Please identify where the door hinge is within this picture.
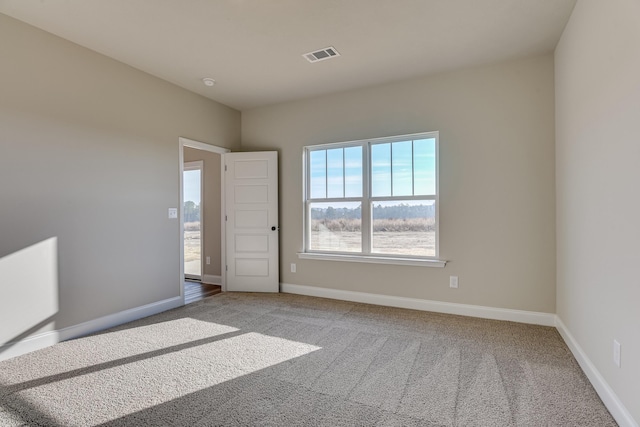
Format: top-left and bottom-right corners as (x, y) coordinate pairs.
(224, 164), (227, 172)
(225, 265), (228, 271)
(225, 215), (227, 221)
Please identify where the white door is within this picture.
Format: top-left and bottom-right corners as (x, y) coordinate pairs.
(225, 151), (279, 292)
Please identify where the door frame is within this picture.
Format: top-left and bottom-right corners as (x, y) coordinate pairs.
(179, 137), (230, 304)
(183, 160), (204, 281)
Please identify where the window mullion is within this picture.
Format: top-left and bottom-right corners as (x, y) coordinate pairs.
(342, 148), (346, 198)
(308, 197), (363, 203)
(411, 139), (415, 196)
(362, 143), (371, 254)
(324, 150), (328, 199)
(390, 142), (394, 197)
(304, 199), (310, 252)
(370, 195), (436, 202)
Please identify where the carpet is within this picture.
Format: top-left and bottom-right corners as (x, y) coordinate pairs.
(0, 292), (616, 426)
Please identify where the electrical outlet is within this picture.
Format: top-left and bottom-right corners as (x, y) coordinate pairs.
(206, 256), (211, 265)
(613, 340), (621, 367)
(291, 263), (296, 273)
(449, 276), (459, 289)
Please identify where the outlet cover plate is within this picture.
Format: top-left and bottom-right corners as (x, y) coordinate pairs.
(613, 340), (621, 367)
(450, 276), (459, 288)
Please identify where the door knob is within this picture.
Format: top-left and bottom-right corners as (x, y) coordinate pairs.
(271, 226), (278, 231)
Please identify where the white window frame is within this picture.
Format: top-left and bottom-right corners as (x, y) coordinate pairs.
(299, 132), (446, 267)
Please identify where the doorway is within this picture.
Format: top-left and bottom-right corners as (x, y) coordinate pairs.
(179, 137), (230, 303)
(179, 138), (280, 303)
(183, 161), (203, 280)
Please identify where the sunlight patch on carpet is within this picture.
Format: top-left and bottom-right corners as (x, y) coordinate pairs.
(7, 332), (321, 426)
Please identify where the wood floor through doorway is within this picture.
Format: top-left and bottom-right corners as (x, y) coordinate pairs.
(184, 280), (221, 304)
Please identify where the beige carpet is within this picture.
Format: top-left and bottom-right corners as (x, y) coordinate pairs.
(0, 292), (616, 426)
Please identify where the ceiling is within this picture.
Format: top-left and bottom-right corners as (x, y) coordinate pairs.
(0, 0), (576, 111)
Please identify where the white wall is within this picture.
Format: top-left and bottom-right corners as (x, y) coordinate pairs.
(243, 54), (557, 314)
(0, 14), (240, 354)
(555, 0), (640, 424)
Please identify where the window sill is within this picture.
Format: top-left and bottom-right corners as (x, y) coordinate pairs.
(297, 252), (447, 267)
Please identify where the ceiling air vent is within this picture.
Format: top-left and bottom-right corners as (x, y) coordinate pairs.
(303, 47), (340, 63)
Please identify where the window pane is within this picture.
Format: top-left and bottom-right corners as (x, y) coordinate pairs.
(392, 141), (413, 196)
(309, 150), (326, 198)
(371, 200), (435, 256)
(309, 202), (361, 252)
(413, 138), (436, 196)
(371, 143), (391, 197)
(344, 146), (363, 197)
(326, 148), (344, 198)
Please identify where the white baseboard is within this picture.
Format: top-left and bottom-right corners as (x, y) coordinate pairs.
(202, 274), (222, 285)
(0, 329), (61, 362)
(280, 283), (556, 326)
(0, 296), (183, 362)
(555, 317), (638, 427)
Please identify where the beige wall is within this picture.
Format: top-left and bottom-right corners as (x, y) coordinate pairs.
(555, 0), (640, 422)
(183, 147), (222, 278)
(242, 54), (557, 313)
(0, 14), (240, 347)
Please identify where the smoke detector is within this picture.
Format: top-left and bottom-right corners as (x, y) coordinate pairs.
(202, 78), (216, 87)
(303, 47), (340, 63)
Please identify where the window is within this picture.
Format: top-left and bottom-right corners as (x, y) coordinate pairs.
(303, 132), (440, 263)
